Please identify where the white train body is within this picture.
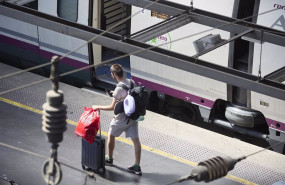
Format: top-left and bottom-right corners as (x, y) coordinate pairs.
(130, 0), (233, 109)
(130, 0), (285, 152)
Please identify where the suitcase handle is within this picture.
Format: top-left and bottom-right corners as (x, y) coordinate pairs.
(98, 110), (101, 138)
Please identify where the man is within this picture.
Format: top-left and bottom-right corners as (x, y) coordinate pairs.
(92, 64), (142, 175)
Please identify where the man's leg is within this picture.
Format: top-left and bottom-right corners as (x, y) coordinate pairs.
(131, 137), (141, 165)
(125, 123), (142, 175)
(107, 133), (115, 158)
(106, 133), (115, 165)
(127, 137), (142, 175)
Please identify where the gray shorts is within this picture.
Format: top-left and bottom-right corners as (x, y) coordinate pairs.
(108, 113), (139, 138)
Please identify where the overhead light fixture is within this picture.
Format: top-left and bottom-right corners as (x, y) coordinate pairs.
(193, 34), (223, 53)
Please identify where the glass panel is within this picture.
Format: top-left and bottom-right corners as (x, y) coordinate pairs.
(58, 0), (78, 22)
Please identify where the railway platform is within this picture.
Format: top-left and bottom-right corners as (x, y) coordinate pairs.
(0, 62), (285, 185)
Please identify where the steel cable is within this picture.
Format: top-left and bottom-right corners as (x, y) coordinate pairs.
(0, 7), (280, 96)
(0, 4), (281, 81)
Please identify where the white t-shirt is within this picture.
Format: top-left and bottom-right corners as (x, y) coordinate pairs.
(109, 79), (138, 138)
(113, 79), (131, 101)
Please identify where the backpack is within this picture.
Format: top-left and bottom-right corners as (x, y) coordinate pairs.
(117, 80), (149, 120)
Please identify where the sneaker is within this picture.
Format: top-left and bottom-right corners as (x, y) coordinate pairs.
(105, 155), (113, 166)
(127, 164), (142, 175)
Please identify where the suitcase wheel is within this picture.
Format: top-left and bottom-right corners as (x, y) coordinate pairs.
(90, 168), (105, 173)
(82, 165), (91, 171)
(99, 168), (105, 173)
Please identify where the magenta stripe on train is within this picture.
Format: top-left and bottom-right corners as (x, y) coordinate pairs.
(266, 118), (285, 132)
(132, 76), (285, 132)
(39, 49), (88, 69)
(132, 76), (215, 108)
(0, 34), (39, 53)
(0, 34), (89, 70)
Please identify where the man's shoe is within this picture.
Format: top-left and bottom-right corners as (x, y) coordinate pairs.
(105, 155), (113, 166)
(127, 164), (142, 175)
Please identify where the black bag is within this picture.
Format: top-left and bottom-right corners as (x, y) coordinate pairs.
(81, 124), (105, 173)
(118, 80), (149, 120)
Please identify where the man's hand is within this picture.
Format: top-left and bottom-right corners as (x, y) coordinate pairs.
(92, 105), (99, 110)
(105, 89), (114, 97)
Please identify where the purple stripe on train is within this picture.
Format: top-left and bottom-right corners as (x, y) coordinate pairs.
(266, 118), (285, 132)
(0, 34), (89, 70)
(132, 76), (285, 132)
(132, 76), (215, 108)
(39, 50), (88, 70)
(0, 34), (39, 53)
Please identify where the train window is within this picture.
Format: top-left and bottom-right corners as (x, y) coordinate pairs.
(57, 0), (78, 22)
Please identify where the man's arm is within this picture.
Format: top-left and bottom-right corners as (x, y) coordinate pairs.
(92, 97), (116, 111)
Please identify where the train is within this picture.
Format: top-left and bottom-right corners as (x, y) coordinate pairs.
(0, 0), (284, 154)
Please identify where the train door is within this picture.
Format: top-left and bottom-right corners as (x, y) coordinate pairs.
(100, 0), (130, 36)
(91, 0), (131, 88)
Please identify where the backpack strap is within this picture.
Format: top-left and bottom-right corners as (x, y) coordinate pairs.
(117, 83), (129, 91)
(130, 79), (135, 89)
(117, 79), (135, 91)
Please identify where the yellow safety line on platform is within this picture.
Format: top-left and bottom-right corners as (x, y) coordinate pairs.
(0, 97), (42, 114)
(0, 97), (257, 185)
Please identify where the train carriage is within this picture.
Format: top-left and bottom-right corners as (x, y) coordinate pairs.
(129, 0), (285, 154)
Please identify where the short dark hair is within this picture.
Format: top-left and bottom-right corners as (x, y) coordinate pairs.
(110, 64), (123, 78)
